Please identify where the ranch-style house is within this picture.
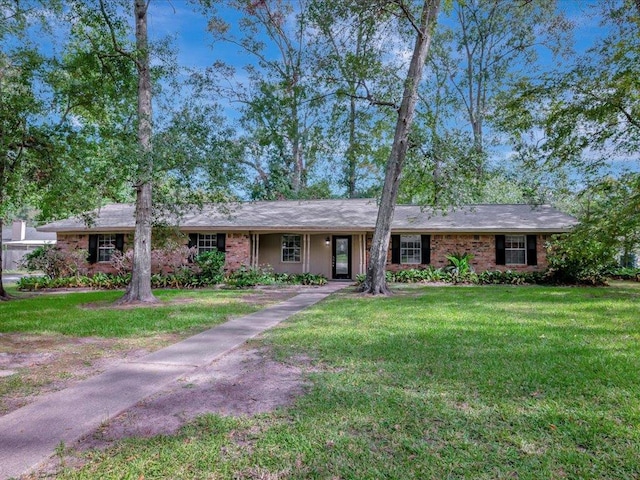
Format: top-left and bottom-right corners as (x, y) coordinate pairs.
(38, 199), (578, 281)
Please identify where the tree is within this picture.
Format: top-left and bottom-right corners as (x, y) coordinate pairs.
(57, 0), (240, 303)
(62, 0), (157, 303)
(201, 0), (331, 199)
(360, 0), (441, 295)
(307, 0), (398, 198)
(39, 0), (138, 220)
(0, 53), (48, 299)
(496, 0), (640, 258)
(0, 1), (62, 299)
(399, 0), (571, 206)
(116, 0), (156, 303)
(445, 0), (568, 176)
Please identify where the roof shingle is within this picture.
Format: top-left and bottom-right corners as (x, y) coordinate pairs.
(37, 199), (577, 234)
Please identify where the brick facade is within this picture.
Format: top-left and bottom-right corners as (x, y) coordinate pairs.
(429, 234), (548, 272)
(370, 233), (550, 273)
(57, 232), (252, 275)
(57, 231), (550, 277)
(223, 233), (251, 271)
(56, 234), (138, 275)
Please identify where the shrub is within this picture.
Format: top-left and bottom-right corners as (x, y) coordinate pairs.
(606, 267), (640, 281)
(226, 266), (276, 288)
(194, 249), (225, 284)
(225, 266), (327, 288)
(388, 267), (448, 283)
(16, 276), (51, 291)
(20, 245), (88, 278)
(445, 252), (475, 284)
(111, 244), (198, 276)
(545, 235), (616, 285)
(292, 272), (328, 286)
(474, 270), (542, 285)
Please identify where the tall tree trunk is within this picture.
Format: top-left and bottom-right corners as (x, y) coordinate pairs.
(360, 0), (441, 295)
(345, 28), (363, 199)
(118, 0), (156, 304)
(291, 96), (304, 195)
(0, 218), (8, 300)
(346, 94), (358, 198)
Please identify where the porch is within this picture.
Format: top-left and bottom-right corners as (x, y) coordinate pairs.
(248, 233), (367, 281)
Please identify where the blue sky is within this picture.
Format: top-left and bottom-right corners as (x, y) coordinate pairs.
(138, 0), (635, 186)
(145, 0), (608, 71)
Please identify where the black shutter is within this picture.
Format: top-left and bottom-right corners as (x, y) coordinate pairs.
(217, 233), (226, 252)
(88, 234), (98, 264)
(495, 235), (506, 266)
(188, 233), (198, 249)
(421, 235), (431, 265)
(391, 235), (401, 264)
(527, 235), (538, 266)
(115, 234), (125, 252)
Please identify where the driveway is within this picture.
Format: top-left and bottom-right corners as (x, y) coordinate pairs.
(1, 274), (25, 285)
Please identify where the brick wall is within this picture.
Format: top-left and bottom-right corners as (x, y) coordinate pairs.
(224, 233), (251, 271)
(56, 234), (120, 275)
(366, 233), (550, 273)
(429, 234), (548, 272)
(56, 231), (550, 277)
(57, 232), (251, 275)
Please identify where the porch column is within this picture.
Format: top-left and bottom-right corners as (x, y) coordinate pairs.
(359, 234), (366, 275)
(303, 234), (311, 272)
(251, 234), (260, 268)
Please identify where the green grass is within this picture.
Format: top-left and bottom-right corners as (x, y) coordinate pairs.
(50, 283), (640, 478)
(0, 288), (258, 337)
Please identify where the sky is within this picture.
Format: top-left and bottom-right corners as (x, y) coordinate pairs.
(144, 0), (608, 70)
(137, 0), (617, 130)
(14, 0), (632, 198)
(133, 0), (637, 189)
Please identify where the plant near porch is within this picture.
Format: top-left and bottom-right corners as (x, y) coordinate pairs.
(444, 252), (474, 284)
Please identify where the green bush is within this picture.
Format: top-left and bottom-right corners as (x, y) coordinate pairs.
(546, 235), (616, 285)
(194, 249), (225, 284)
(225, 266), (327, 288)
(606, 267), (640, 280)
(445, 252), (475, 284)
(292, 272), (328, 286)
(474, 270), (543, 285)
(20, 245), (88, 278)
(16, 276), (51, 291)
(225, 266), (276, 288)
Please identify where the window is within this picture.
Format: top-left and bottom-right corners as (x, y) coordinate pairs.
(282, 234), (301, 263)
(97, 234), (116, 262)
(189, 233), (225, 255)
(197, 234), (218, 253)
(505, 235), (526, 265)
(392, 234), (430, 265)
(400, 235), (422, 264)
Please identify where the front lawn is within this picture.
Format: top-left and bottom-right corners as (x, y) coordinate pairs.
(0, 288), (261, 337)
(0, 288), (287, 415)
(47, 283), (640, 478)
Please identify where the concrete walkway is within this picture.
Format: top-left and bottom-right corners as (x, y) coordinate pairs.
(0, 283), (347, 480)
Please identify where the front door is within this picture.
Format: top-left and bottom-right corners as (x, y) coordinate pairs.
(332, 236), (352, 280)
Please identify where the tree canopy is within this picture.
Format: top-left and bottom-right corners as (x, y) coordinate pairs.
(2, 0), (639, 297)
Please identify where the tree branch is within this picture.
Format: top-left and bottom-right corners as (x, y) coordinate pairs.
(98, 0), (140, 69)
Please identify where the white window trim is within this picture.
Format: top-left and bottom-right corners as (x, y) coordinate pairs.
(97, 234), (116, 263)
(400, 234), (422, 265)
(281, 234), (302, 263)
(196, 233), (218, 254)
(505, 234), (526, 265)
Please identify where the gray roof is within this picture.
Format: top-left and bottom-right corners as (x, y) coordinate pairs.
(38, 199), (577, 234)
(2, 225), (57, 243)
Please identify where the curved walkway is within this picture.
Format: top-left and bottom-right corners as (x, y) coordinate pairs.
(0, 283), (347, 479)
